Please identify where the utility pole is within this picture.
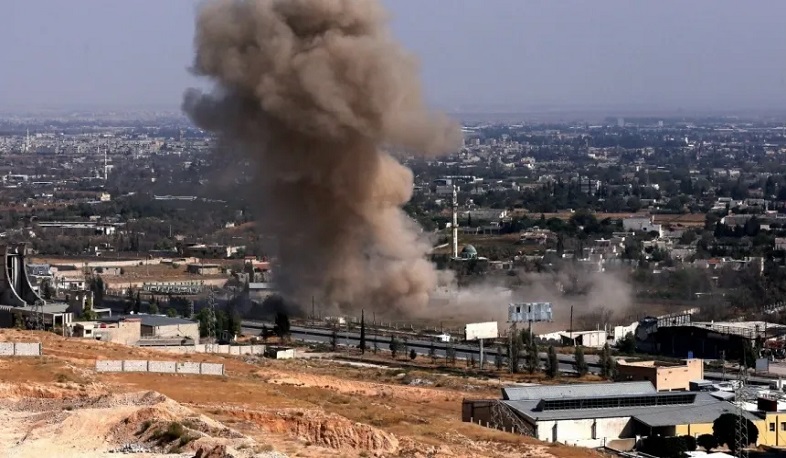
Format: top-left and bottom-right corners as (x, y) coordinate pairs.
(206, 288), (217, 352)
(569, 305), (574, 345)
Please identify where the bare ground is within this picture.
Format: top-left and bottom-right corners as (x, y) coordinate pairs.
(0, 330), (599, 458)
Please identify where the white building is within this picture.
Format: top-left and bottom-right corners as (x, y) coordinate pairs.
(463, 382), (751, 449)
(622, 216), (662, 235)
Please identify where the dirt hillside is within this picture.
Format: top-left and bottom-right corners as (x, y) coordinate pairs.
(0, 330), (597, 458)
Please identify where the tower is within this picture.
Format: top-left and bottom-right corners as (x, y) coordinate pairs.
(104, 147), (108, 180)
(452, 184), (458, 259)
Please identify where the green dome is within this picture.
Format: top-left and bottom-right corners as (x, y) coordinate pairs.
(462, 245), (477, 254)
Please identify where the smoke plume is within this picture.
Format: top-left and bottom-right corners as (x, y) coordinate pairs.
(183, 0), (461, 316)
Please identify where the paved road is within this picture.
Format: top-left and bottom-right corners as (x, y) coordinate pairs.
(242, 321), (596, 373)
(242, 320), (776, 385)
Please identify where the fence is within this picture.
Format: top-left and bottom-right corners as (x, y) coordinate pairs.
(139, 344), (265, 355)
(95, 360), (224, 376)
(0, 342), (42, 356)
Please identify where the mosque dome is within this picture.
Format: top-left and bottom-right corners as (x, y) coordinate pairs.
(460, 244), (478, 259)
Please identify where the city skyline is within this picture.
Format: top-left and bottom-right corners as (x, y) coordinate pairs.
(2, 0), (786, 114)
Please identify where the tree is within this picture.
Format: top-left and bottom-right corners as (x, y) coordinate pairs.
(12, 312), (23, 329)
(525, 339), (539, 374)
(574, 345), (588, 377)
(713, 413), (759, 452)
(495, 344), (504, 371)
(330, 328), (338, 351)
(40, 279), (55, 300)
(166, 308), (177, 318)
(409, 349), (417, 360)
(195, 308), (214, 338)
(429, 340), (437, 364)
(446, 343), (456, 366)
(617, 332), (637, 354)
(639, 435), (697, 458)
(509, 330), (522, 373)
(260, 324), (270, 342)
(696, 434), (718, 452)
(359, 310), (366, 354)
(80, 309), (97, 321)
(740, 343), (757, 368)
(89, 276), (105, 308)
(389, 335), (400, 359)
(600, 343), (615, 378)
(148, 302), (160, 315)
(133, 291), (142, 314)
(274, 312), (290, 340)
(545, 345), (559, 378)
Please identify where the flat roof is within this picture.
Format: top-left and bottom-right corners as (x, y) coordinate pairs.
(100, 314), (195, 327)
(501, 381), (655, 401)
(504, 392), (736, 423)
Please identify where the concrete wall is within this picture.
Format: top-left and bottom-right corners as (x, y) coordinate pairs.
(96, 319), (141, 346)
(0, 342), (14, 356)
(147, 360), (177, 373)
(94, 359), (224, 376)
(96, 360), (123, 372)
(144, 323), (200, 344)
(758, 413), (786, 447)
(123, 360), (148, 372)
(140, 344), (265, 355)
(0, 342), (42, 356)
(674, 422), (714, 437)
(536, 417), (633, 447)
(176, 361), (201, 374)
(200, 362), (224, 376)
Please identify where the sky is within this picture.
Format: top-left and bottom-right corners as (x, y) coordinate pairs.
(2, 0), (786, 114)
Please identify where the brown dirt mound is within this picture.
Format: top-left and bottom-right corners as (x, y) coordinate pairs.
(225, 407), (398, 453)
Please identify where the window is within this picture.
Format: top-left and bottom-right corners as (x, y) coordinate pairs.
(781, 422), (786, 431)
(770, 422), (775, 432)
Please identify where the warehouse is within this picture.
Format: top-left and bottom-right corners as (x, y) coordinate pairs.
(656, 321), (786, 360)
(463, 382), (752, 449)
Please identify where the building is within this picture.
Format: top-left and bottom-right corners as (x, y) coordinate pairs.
(0, 244), (73, 329)
(463, 382), (753, 449)
(186, 263), (222, 276)
(538, 330), (607, 348)
(84, 318), (141, 345)
(622, 215), (662, 234)
(97, 315), (199, 345)
(656, 321), (786, 360)
(182, 243), (243, 258)
(616, 359), (704, 391)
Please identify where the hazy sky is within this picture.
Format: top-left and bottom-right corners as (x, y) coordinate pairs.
(2, 0), (786, 113)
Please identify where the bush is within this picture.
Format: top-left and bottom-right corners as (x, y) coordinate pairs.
(697, 433), (717, 452)
(638, 435), (696, 458)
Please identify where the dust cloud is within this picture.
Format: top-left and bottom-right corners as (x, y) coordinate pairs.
(428, 269), (636, 333)
(182, 0), (461, 316)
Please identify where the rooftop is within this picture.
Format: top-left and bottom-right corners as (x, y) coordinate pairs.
(100, 314), (195, 327)
(501, 381), (655, 401)
(504, 391), (749, 424)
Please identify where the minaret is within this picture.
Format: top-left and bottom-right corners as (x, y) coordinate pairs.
(104, 147), (108, 180)
(452, 184), (458, 259)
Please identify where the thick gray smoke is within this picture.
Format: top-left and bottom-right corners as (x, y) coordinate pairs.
(183, 0), (461, 316)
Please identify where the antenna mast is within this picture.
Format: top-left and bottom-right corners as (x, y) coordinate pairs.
(452, 184), (458, 258)
(735, 345), (750, 458)
(206, 288), (217, 352)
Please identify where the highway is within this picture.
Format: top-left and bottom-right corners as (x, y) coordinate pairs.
(242, 320), (776, 385)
